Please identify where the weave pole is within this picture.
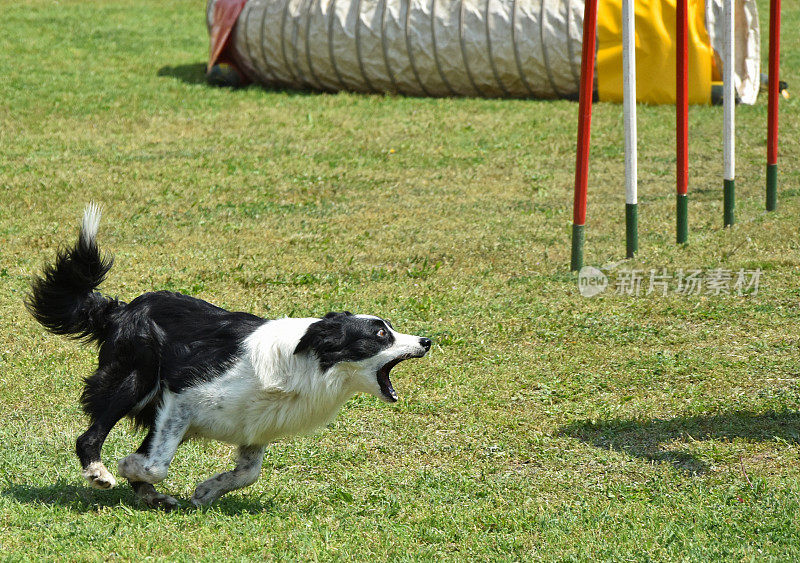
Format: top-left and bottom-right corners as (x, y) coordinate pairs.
(723, 0), (735, 227)
(623, 0), (638, 258)
(676, 0), (688, 243)
(570, 0), (599, 271)
(766, 0), (781, 211)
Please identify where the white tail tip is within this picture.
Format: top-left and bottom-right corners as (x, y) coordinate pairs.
(81, 202), (102, 247)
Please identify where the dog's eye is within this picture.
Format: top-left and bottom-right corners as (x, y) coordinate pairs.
(377, 329), (387, 338)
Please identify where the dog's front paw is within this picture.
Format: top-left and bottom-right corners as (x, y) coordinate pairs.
(82, 461), (117, 489)
(191, 479), (224, 507)
(118, 454), (167, 483)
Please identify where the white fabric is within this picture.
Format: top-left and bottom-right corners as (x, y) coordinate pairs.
(208, 0), (760, 103)
(706, 0), (760, 105)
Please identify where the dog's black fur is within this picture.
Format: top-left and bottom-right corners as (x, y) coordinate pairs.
(26, 222), (267, 470)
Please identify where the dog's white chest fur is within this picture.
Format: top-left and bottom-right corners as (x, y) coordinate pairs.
(176, 318), (353, 446)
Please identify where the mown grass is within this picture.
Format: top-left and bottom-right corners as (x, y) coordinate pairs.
(2, 0), (800, 559)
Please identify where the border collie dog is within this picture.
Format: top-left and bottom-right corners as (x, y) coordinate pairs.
(26, 204), (431, 508)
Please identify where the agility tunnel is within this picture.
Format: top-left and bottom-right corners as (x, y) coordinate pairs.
(207, 0), (760, 104)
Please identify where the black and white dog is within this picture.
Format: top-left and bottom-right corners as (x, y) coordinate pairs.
(26, 204), (431, 508)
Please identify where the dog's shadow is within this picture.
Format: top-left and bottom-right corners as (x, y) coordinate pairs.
(558, 410), (800, 475)
(2, 480), (276, 515)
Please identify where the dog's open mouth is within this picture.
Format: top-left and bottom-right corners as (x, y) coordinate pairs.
(377, 354), (419, 403)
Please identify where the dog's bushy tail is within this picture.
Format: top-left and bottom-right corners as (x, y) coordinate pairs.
(26, 203), (120, 344)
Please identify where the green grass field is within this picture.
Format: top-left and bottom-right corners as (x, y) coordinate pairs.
(2, 0), (800, 559)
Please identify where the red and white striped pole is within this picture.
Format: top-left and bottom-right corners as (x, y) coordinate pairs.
(766, 0), (781, 211)
(570, 0), (599, 271)
(676, 0), (688, 243)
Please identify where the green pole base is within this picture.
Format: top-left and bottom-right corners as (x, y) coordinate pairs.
(676, 193), (688, 244)
(766, 163), (777, 211)
(625, 203), (638, 258)
(570, 224), (585, 272)
(724, 179), (735, 227)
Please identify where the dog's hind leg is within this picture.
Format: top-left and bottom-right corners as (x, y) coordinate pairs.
(191, 445), (265, 507)
(128, 430), (180, 510)
(131, 482), (180, 510)
(77, 428), (117, 490)
(118, 392), (189, 485)
(76, 369), (150, 489)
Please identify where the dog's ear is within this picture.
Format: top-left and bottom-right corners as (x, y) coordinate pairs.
(294, 316), (343, 355)
(294, 314), (358, 371)
(322, 311), (353, 319)
(295, 312), (351, 355)
(293, 324), (320, 356)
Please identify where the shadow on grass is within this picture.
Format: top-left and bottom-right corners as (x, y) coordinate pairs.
(157, 63), (208, 85)
(559, 410), (800, 475)
(2, 479), (277, 515)
(156, 63), (319, 98)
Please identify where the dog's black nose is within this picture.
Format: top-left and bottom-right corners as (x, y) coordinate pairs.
(419, 338), (432, 351)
